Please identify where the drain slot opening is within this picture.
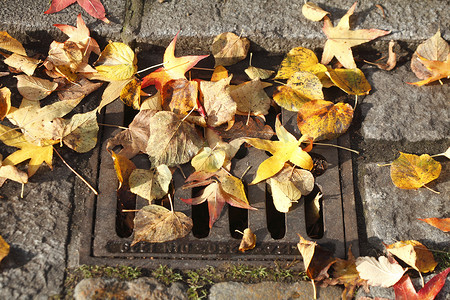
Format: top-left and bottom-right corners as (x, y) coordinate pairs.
(304, 184), (324, 239)
(265, 183), (286, 239)
(191, 186), (210, 238)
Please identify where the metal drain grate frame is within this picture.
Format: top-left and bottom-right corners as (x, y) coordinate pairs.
(79, 100), (359, 268)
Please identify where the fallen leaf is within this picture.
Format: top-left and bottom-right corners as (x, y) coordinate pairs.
(408, 54), (450, 86)
(355, 256), (406, 287)
(297, 234), (335, 281)
(45, 0), (109, 23)
(98, 79), (133, 111)
(0, 235), (9, 264)
(132, 204), (192, 245)
(200, 76), (236, 127)
(120, 78), (142, 110)
(321, 2), (390, 69)
(53, 14), (101, 57)
(230, 78), (272, 117)
(268, 165), (314, 213)
(411, 29), (449, 80)
(0, 87), (11, 120)
(7, 98), (83, 146)
(162, 79), (199, 114)
(297, 100), (354, 141)
(129, 165), (172, 202)
(142, 33), (208, 90)
(59, 110), (99, 153)
(418, 218), (450, 232)
(239, 228), (256, 252)
(191, 147), (226, 173)
(204, 128), (245, 169)
(107, 109), (156, 159)
(390, 152), (441, 190)
(287, 71), (324, 100)
(272, 85), (310, 112)
(57, 77), (102, 102)
(326, 68), (371, 95)
(140, 91), (163, 111)
(0, 31), (26, 55)
(211, 32), (250, 67)
(215, 115), (274, 141)
(45, 41), (83, 79)
(325, 247), (368, 300)
(15, 75), (58, 100)
(302, 2), (330, 22)
(182, 170), (255, 228)
(0, 124), (54, 177)
(95, 42), (137, 81)
(245, 115), (313, 184)
(385, 240), (437, 274)
(211, 65), (229, 82)
(4, 53), (40, 76)
(393, 268), (450, 300)
(146, 111), (204, 167)
(245, 66), (274, 80)
(110, 150), (136, 190)
(275, 47), (327, 80)
(364, 40), (397, 71)
(0, 155), (28, 186)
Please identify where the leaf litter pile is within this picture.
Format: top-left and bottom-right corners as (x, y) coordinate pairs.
(0, 1), (449, 298)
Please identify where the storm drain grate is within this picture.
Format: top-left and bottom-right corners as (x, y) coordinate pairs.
(79, 97), (359, 269)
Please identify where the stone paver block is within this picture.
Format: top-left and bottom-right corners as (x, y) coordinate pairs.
(361, 162), (449, 249)
(0, 0), (125, 45)
(208, 281), (343, 300)
(361, 64), (450, 142)
(138, 0), (449, 52)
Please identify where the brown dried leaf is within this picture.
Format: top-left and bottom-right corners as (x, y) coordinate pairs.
(57, 77), (102, 102)
(297, 234), (335, 281)
(200, 76), (236, 127)
(107, 109), (156, 159)
(230, 78), (271, 117)
(0, 87), (11, 120)
(239, 228), (256, 252)
(162, 79), (199, 114)
(215, 115), (274, 141)
(0, 31), (26, 55)
(146, 111), (204, 167)
(365, 40), (397, 71)
(4, 53), (40, 76)
(385, 240), (437, 274)
(120, 78), (142, 110)
(132, 204), (193, 245)
(110, 150), (136, 190)
(211, 32), (250, 67)
(411, 29), (449, 80)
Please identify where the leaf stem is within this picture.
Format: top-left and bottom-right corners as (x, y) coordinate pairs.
(354, 95), (358, 110)
(136, 62), (165, 74)
(97, 123), (128, 130)
(235, 229), (244, 235)
(377, 163), (392, 167)
(423, 184), (440, 194)
(122, 209), (139, 212)
(240, 166), (252, 180)
(306, 142), (360, 154)
(53, 147), (98, 195)
(191, 67), (215, 71)
(168, 193), (174, 212)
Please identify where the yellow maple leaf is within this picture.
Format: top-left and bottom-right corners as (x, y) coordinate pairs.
(0, 124), (54, 177)
(95, 42), (137, 81)
(245, 116), (313, 184)
(321, 2), (390, 69)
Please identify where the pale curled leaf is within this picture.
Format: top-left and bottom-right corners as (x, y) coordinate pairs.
(302, 2), (330, 22)
(0, 31), (26, 55)
(129, 165), (172, 202)
(230, 78), (271, 117)
(356, 256), (406, 287)
(4, 53), (40, 76)
(200, 76), (236, 127)
(239, 228), (256, 252)
(15, 75), (58, 100)
(132, 205), (192, 245)
(385, 240), (437, 274)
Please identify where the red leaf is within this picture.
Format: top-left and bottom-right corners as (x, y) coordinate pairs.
(394, 268), (450, 300)
(76, 0), (109, 23)
(44, 0), (76, 14)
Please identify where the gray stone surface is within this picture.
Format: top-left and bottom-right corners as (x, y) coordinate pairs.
(0, 0), (126, 45)
(361, 162), (449, 249)
(361, 64), (450, 142)
(137, 0), (449, 52)
(208, 281), (343, 300)
(74, 277), (188, 300)
(0, 162), (75, 299)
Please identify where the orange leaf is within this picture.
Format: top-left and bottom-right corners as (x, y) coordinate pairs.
(0, 87), (11, 120)
(238, 228), (256, 252)
(161, 79), (199, 114)
(418, 218), (450, 232)
(408, 54), (450, 86)
(0, 235), (9, 265)
(297, 100), (354, 141)
(321, 2), (390, 69)
(390, 153), (441, 190)
(142, 32), (208, 90)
